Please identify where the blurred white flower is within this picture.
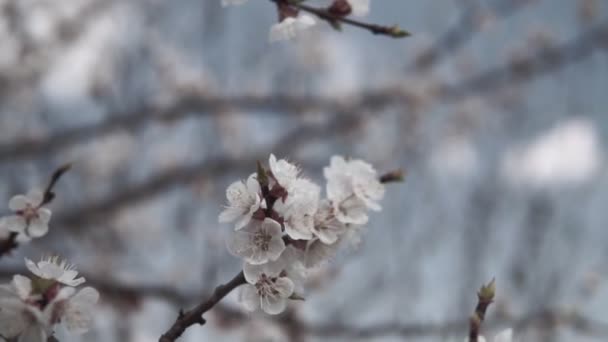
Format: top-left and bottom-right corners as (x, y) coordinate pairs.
(221, 0), (247, 6)
(348, 0), (370, 16)
(227, 218), (285, 265)
(473, 329), (513, 342)
(219, 173), (262, 230)
(240, 259), (295, 315)
(274, 178), (320, 240)
(0, 189), (51, 239)
(25, 256), (86, 287)
(311, 200), (346, 244)
(269, 15), (316, 42)
(325, 156), (385, 212)
(304, 238), (340, 268)
(0, 273), (99, 341)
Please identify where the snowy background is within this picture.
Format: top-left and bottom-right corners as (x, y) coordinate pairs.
(1, 0), (608, 341)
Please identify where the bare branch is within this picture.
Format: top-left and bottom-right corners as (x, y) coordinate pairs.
(158, 271), (246, 342)
(269, 0), (409, 38)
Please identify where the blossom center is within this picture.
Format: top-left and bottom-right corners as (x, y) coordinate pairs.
(254, 273), (279, 298)
(19, 205), (39, 222)
(252, 229), (273, 251)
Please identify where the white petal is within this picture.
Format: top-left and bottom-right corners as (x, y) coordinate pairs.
(226, 181), (249, 206)
(260, 295), (287, 315)
(25, 190), (43, 207)
(12, 275), (32, 300)
(265, 237), (286, 262)
(60, 270), (86, 287)
(63, 287), (99, 334)
(238, 285), (259, 312)
(234, 214), (253, 231)
(3, 215), (27, 233)
(0, 298), (27, 337)
(274, 277), (294, 298)
(18, 325), (47, 342)
(36, 208), (52, 225)
(348, 0), (370, 16)
(27, 219), (48, 238)
(296, 14), (316, 29)
(246, 173), (261, 196)
(218, 207), (243, 224)
(226, 230), (258, 263)
(494, 329), (513, 342)
(243, 263), (264, 285)
(9, 195), (28, 211)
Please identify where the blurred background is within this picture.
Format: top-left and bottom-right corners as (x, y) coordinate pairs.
(1, 0), (608, 341)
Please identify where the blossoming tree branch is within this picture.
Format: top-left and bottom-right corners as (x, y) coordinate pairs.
(223, 0), (410, 41)
(159, 154), (404, 341)
(0, 165), (99, 341)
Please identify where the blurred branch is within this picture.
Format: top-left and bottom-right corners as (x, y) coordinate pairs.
(0, 268), (605, 339)
(158, 271), (246, 342)
(0, 0), (112, 101)
(53, 113), (363, 230)
(408, 0), (530, 71)
(1, 20), (607, 164)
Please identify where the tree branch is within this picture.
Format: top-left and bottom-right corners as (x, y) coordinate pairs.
(158, 271), (246, 342)
(269, 0), (410, 38)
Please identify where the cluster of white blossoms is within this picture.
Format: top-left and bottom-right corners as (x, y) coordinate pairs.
(0, 257), (99, 341)
(222, 0), (371, 42)
(220, 154), (386, 314)
(0, 190), (52, 242)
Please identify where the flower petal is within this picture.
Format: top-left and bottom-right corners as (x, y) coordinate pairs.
(238, 284), (259, 312)
(27, 218), (48, 238)
(9, 195), (28, 211)
(63, 287), (99, 334)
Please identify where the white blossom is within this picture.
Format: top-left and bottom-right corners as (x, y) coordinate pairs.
(347, 0), (370, 16)
(303, 238), (340, 268)
(219, 173), (262, 230)
(239, 259), (295, 315)
(268, 154), (299, 190)
(268, 15), (316, 42)
(274, 178), (320, 240)
(324, 156), (385, 223)
(0, 190), (51, 239)
(221, 0), (247, 6)
(311, 200), (346, 244)
(25, 257), (86, 287)
(472, 329), (513, 342)
(0, 274), (98, 341)
(226, 218), (285, 265)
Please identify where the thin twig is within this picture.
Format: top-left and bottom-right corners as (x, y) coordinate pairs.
(469, 279), (495, 342)
(270, 0), (410, 38)
(158, 271), (246, 342)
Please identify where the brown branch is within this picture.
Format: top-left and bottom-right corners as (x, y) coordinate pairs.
(270, 0), (410, 38)
(0, 233), (18, 258)
(158, 271), (246, 342)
